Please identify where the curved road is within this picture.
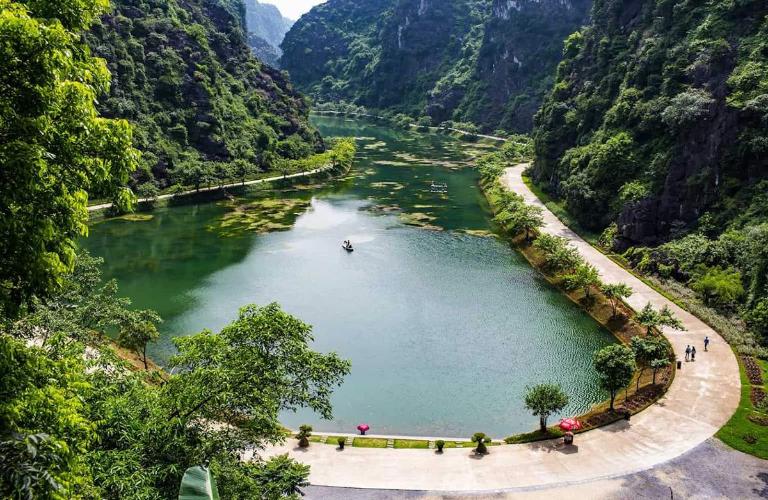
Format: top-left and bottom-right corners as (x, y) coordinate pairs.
(260, 164), (741, 492)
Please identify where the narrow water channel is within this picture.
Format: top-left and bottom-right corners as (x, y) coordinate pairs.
(84, 115), (616, 437)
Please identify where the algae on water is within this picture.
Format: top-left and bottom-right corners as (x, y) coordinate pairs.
(208, 198), (311, 237)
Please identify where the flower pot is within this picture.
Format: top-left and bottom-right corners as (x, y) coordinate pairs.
(563, 432), (574, 445)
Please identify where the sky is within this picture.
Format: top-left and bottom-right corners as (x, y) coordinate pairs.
(262, 0), (326, 21)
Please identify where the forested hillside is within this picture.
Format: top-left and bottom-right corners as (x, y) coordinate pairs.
(532, 0), (768, 347)
(243, 0), (293, 66)
(281, 0), (591, 132)
(87, 0), (320, 191)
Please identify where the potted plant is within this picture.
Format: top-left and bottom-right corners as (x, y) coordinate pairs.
(471, 433), (491, 454)
(435, 440), (445, 453)
(297, 425), (312, 448)
(337, 437), (346, 450)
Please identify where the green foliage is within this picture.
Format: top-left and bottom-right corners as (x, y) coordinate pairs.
(533, 234), (583, 274)
(524, 383), (569, 432)
(117, 309), (161, 370)
(593, 344), (636, 411)
(691, 267), (745, 307)
(470, 432), (491, 454)
(282, 0), (591, 132)
(85, 0), (322, 190)
(493, 191), (544, 240)
(745, 299), (768, 340)
(1, 256), (349, 498)
(630, 336), (672, 389)
(635, 302), (685, 336)
(435, 439), (445, 451)
(562, 263), (602, 298)
(296, 425), (312, 448)
(0, 0), (138, 314)
(601, 283), (633, 317)
(532, 0), (768, 254)
(179, 466), (220, 500)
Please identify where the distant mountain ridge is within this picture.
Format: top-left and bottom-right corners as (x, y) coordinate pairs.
(280, 0), (591, 132)
(243, 0), (294, 66)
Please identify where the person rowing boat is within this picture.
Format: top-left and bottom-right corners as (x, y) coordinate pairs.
(342, 240), (354, 252)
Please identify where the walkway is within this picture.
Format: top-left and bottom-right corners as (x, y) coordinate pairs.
(87, 165), (332, 212)
(302, 439), (768, 499)
(260, 164), (741, 492)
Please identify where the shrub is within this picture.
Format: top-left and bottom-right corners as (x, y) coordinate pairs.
(691, 267), (745, 307)
(471, 433), (491, 454)
(662, 88), (715, 130)
(435, 440), (445, 452)
(337, 437), (346, 449)
(296, 425), (312, 448)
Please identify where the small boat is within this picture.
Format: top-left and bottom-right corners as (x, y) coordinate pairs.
(342, 241), (354, 252)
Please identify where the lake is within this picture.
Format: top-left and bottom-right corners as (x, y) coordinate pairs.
(84, 115), (616, 438)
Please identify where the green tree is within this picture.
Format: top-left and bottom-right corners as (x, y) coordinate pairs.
(167, 303), (350, 439)
(563, 263), (602, 298)
(524, 384), (569, 432)
(514, 204), (545, 241)
(593, 345), (636, 411)
(0, 0), (138, 314)
(636, 303), (661, 335)
(117, 309), (161, 370)
(233, 159), (255, 186)
(601, 283), (633, 318)
(212, 162), (233, 189)
(630, 336), (671, 390)
(0, 335), (96, 498)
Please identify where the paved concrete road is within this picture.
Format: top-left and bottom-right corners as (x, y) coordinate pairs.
(302, 438), (768, 499)
(259, 164), (742, 492)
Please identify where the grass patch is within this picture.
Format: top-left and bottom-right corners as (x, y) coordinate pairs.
(352, 437), (388, 448)
(393, 439), (429, 449)
(505, 428), (565, 444)
(716, 356), (768, 459)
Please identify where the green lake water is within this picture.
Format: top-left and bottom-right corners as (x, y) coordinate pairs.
(83, 115), (616, 438)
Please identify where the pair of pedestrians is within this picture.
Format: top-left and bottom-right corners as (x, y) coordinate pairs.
(685, 345), (697, 362)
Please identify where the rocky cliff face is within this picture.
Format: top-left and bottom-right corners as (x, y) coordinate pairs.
(87, 0), (320, 186)
(243, 0), (293, 66)
(532, 0), (768, 245)
(281, 0), (591, 132)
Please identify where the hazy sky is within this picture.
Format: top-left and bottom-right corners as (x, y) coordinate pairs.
(262, 0), (326, 20)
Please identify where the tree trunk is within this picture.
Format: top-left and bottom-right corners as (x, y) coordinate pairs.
(142, 344), (148, 370)
(540, 416), (547, 433)
(637, 368), (644, 391)
(611, 300), (617, 318)
(609, 392), (616, 411)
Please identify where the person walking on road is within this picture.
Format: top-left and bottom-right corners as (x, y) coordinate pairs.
(685, 345), (691, 362)
(691, 346), (697, 362)
(704, 336), (710, 351)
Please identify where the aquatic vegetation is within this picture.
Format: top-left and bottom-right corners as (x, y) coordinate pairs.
(208, 198), (311, 237)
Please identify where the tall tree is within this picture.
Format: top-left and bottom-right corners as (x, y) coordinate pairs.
(593, 345), (636, 411)
(524, 383), (569, 433)
(630, 336), (671, 391)
(0, 0), (138, 315)
(602, 283), (633, 318)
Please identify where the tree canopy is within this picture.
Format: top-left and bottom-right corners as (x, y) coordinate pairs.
(0, 0), (138, 314)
